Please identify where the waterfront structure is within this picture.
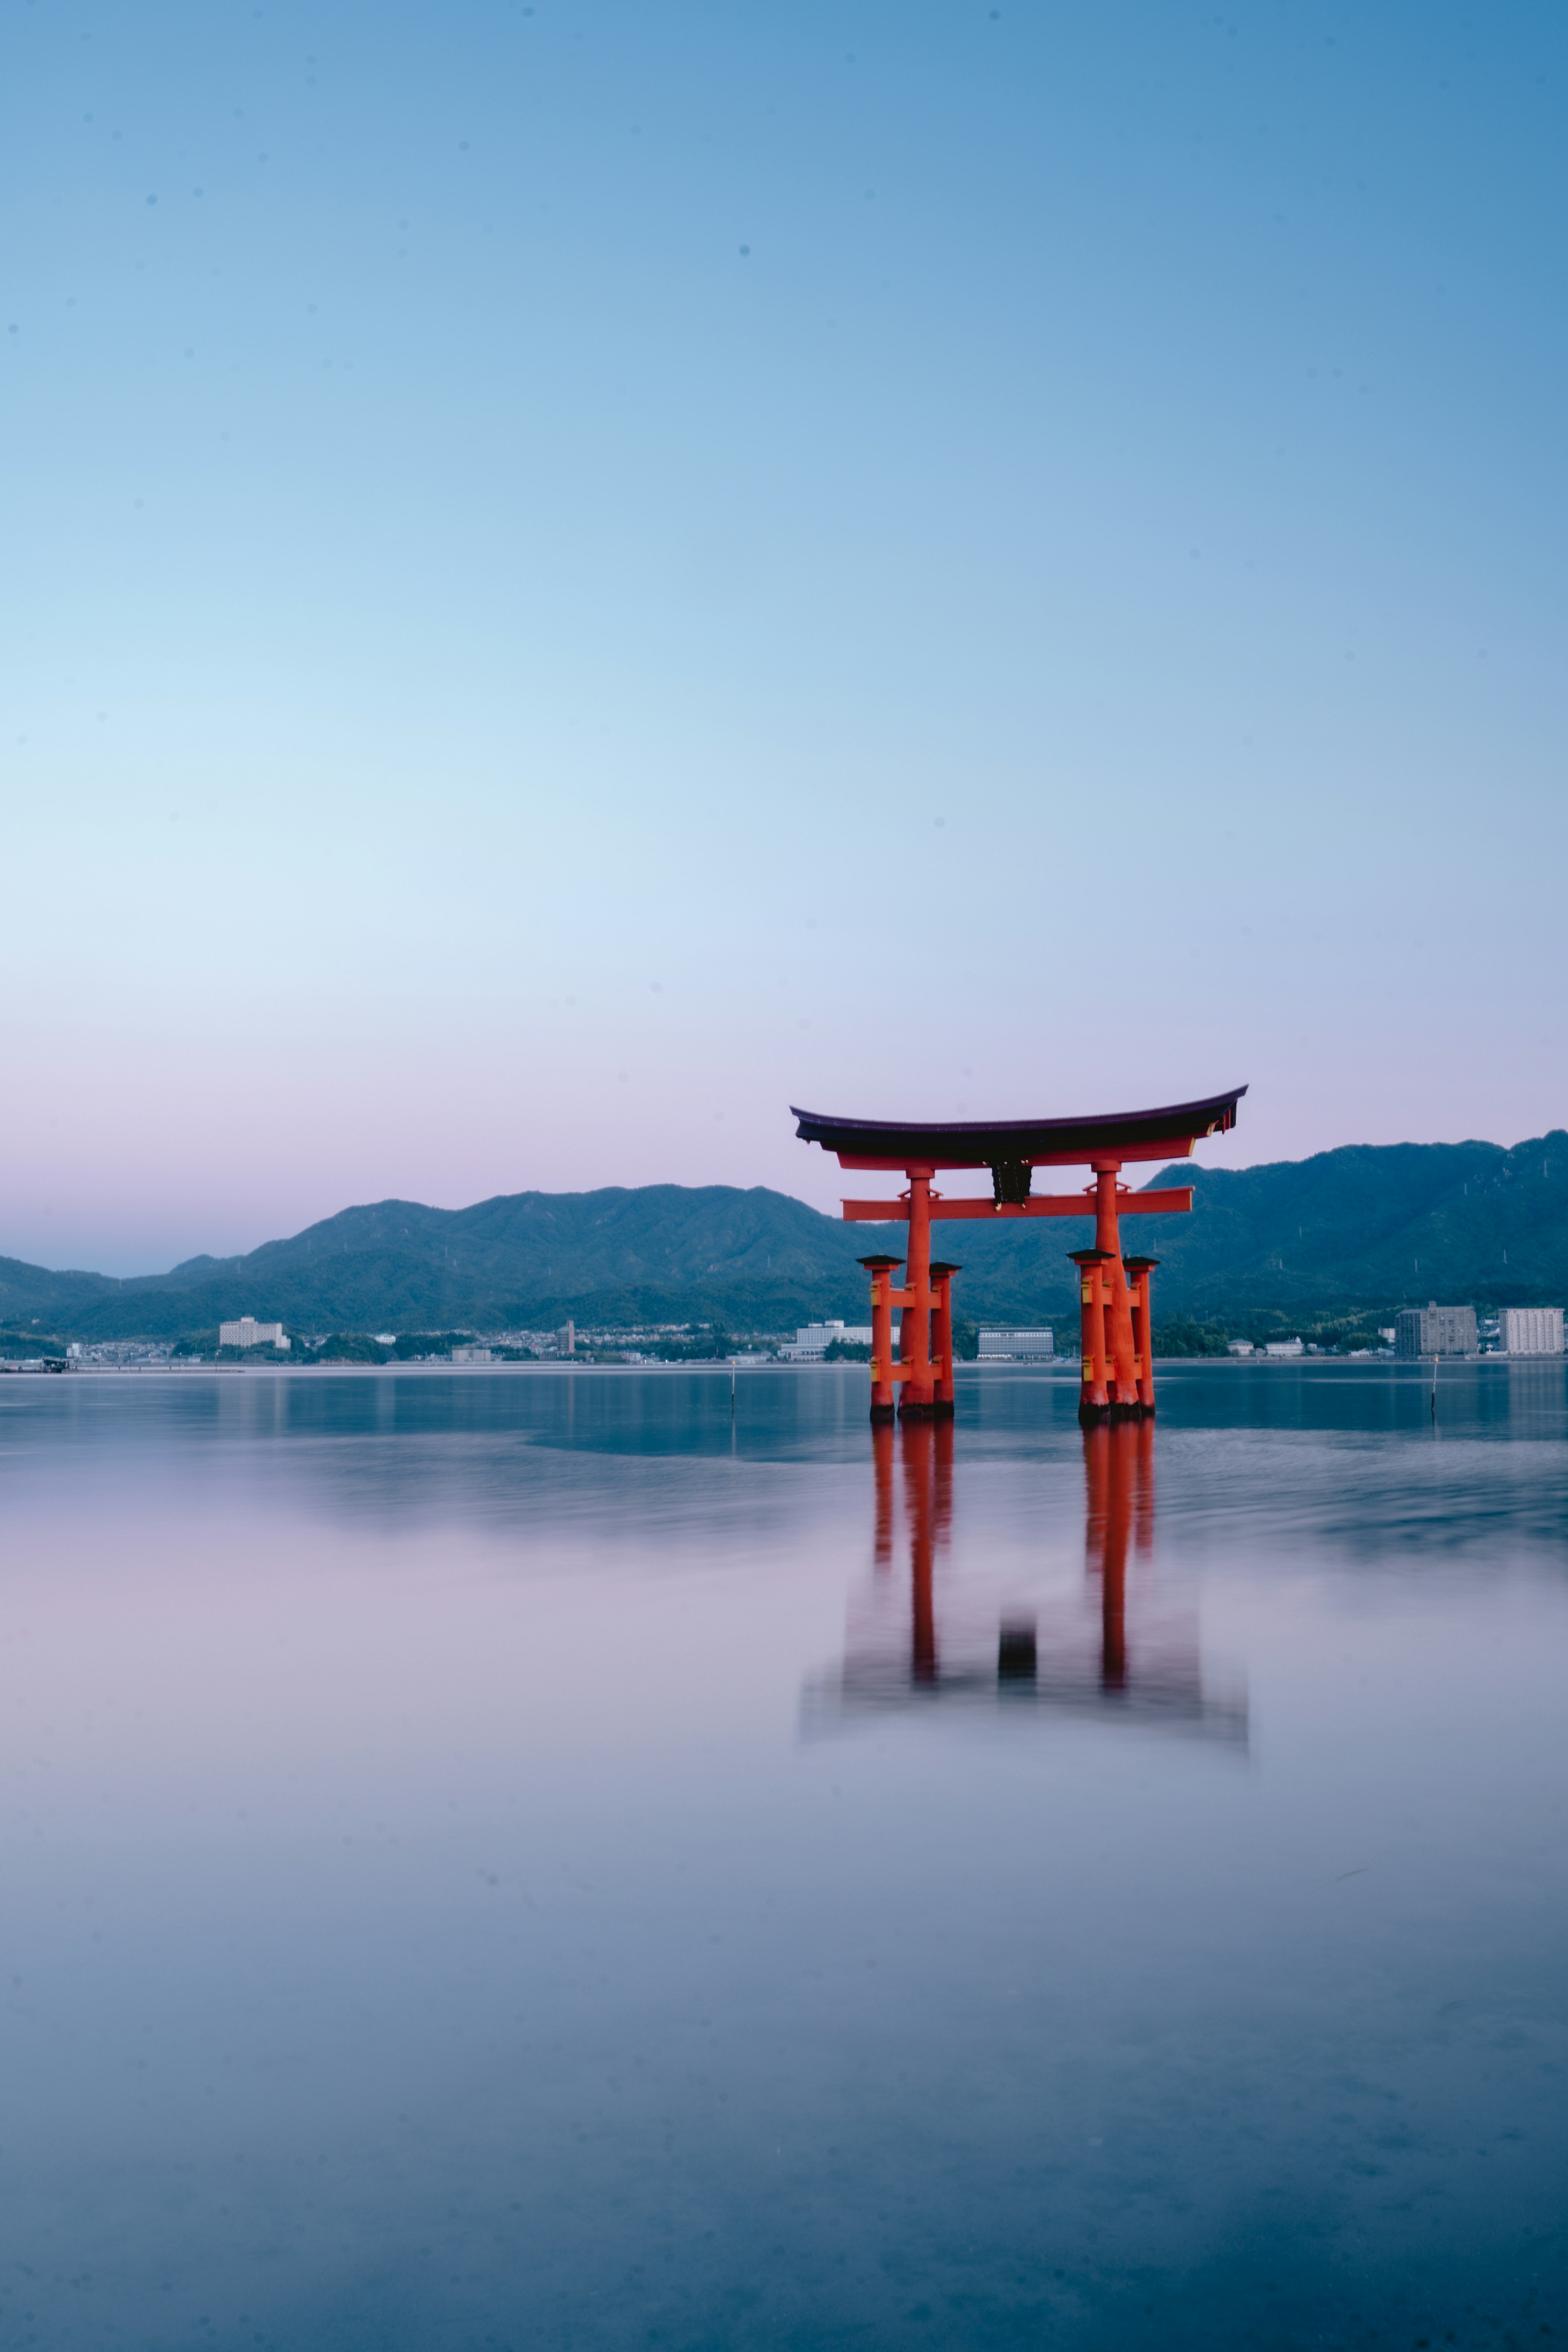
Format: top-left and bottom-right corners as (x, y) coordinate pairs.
(1263, 1339), (1304, 1358)
(779, 1320), (873, 1363)
(1227, 1339), (1254, 1356)
(1499, 1306), (1564, 1355)
(978, 1330), (1055, 1359)
(218, 1318), (290, 1351)
(451, 1346), (494, 1365)
(794, 1087), (1246, 1424)
(1395, 1303), (1478, 1356)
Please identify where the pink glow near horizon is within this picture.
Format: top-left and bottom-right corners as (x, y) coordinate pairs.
(4, 4), (1564, 1276)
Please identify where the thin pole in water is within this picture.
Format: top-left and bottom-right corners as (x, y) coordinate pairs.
(731, 1363), (736, 1417)
(1431, 1353), (1437, 1419)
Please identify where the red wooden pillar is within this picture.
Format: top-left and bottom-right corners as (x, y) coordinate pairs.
(1069, 1248), (1114, 1421)
(1123, 1254), (1159, 1415)
(1092, 1158), (1139, 1412)
(859, 1253), (901, 1425)
(898, 1166), (936, 1417)
(929, 1259), (960, 1420)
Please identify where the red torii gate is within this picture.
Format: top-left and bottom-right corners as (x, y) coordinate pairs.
(793, 1087), (1246, 1425)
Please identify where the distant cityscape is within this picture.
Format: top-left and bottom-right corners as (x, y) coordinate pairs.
(4, 1301), (1563, 1373)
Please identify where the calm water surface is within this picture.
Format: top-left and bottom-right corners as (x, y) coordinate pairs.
(2, 1360), (1565, 2350)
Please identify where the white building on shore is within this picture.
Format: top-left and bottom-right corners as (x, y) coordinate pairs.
(218, 1318), (290, 1351)
(779, 1321), (873, 1362)
(978, 1330), (1055, 1360)
(1499, 1306), (1564, 1355)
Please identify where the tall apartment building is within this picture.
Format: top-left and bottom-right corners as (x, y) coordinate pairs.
(218, 1317), (290, 1351)
(1498, 1306), (1565, 1356)
(1394, 1303), (1477, 1357)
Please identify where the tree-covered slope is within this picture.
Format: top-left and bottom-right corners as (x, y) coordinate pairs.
(6, 1134), (1566, 1339)
(149, 1184), (867, 1295)
(56, 1189), (891, 1338)
(1141, 1134), (1568, 1313)
(0, 1254), (123, 1327)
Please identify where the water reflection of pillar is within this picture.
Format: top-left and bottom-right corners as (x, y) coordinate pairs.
(904, 1419), (938, 1683)
(933, 1412), (954, 1549)
(1133, 1412), (1155, 1559)
(1084, 1418), (1154, 1693)
(873, 1418), (895, 1572)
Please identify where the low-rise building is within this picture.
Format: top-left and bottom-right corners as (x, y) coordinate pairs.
(1227, 1339), (1254, 1356)
(451, 1346), (494, 1365)
(1395, 1303), (1478, 1357)
(1499, 1306), (1564, 1356)
(1263, 1338), (1304, 1358)
(978, 1330), (1055, 1359)
(218, 1318), (290, 1351)
(778, 1320), (873, 1362)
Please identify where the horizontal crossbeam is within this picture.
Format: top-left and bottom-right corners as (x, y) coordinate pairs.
(834, 1138), (1187, 1172)
(842, 1187), (1194, 1224)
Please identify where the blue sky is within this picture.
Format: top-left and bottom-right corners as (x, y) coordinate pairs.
(4, 0), (1564, 1272)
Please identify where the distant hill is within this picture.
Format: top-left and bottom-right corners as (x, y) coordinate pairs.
(1138, 1134), (1568, 1316)
(2, 1132), (1564, 1341)
(0, 1188), (882, 1341)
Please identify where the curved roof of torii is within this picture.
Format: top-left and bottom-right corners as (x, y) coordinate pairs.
(791, 1086), (1247, 1169)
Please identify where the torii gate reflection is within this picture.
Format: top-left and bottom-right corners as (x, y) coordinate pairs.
(805, 1417), (1245, 1743)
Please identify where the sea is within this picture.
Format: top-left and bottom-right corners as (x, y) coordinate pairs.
(2, 1358), (1565, 2351)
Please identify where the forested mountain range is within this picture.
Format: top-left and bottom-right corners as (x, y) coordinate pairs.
(2, 1133), (1564, 1343)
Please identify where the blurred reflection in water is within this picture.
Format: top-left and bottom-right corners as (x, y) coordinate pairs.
(805, 1412), (1245, 1744)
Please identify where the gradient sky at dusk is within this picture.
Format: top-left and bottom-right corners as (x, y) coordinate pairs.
(4, 0), (1564, 1273)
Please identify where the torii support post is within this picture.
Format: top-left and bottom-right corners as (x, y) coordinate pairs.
(859, 1254), (902, 1425)
(1070, 1249), (1115, 1419)
(929, 1261), (961, 1420)
(1092, 1159), (1143, 1415)
(1123, 1256), (1159, 1413)
(898, 1167), (936, 1420)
